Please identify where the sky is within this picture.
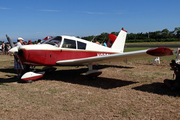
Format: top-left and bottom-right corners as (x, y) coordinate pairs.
(0, 0), (180, 42)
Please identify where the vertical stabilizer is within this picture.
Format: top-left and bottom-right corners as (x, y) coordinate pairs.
(111, 28), (127, 53)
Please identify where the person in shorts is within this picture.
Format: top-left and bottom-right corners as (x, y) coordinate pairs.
(14, 37), (24, 79)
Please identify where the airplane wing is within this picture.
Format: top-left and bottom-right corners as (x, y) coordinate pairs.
(56, 49), (151, 66)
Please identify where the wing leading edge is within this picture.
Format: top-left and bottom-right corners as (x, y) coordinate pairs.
(56, 49), (151, 66)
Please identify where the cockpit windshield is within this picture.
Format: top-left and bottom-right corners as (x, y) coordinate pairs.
(42, 36), (62, 47)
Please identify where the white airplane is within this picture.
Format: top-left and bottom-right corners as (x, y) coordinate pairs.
(7, 28), (173, 83)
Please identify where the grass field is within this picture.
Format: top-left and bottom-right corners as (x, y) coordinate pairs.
(125, 41), (180, 45)
(0, 48), (180, 119)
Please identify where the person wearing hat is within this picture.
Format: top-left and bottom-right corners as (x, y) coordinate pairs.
(164, 60), (180, 90)
(15, 37), (24, 47)
(14, 37), (24, 79)
(28, 40), (33, 45)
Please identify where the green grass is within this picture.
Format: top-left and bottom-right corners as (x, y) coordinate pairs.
(124, 47), (150, 52)
(125, 41), (180, 45)
(124, 47), (179, 52)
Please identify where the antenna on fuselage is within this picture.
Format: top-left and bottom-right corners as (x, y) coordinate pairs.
(91, 35), (97, 42)
(100, 37), (106, 44)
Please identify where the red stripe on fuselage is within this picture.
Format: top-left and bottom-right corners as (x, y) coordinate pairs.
(19, 49), (115, 66)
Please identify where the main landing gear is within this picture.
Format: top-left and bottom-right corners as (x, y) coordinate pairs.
(85, 63), (102, 79)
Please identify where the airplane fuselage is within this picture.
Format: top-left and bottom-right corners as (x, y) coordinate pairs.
(18, 36), (118, 66)
(18, 46), (116, 66)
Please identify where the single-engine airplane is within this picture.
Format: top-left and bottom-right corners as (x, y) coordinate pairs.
(7, 28), (173, 83)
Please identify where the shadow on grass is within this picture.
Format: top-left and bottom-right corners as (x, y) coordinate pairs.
(42, 64), (134, 89)
(0, 68), (16, 74)
(0, 65), (136, 89)
(92, 64), (134, 69)
(43, 68), (137, 89)
(0, 77), (17, 83)
(0, 68), (17, 83)
(132, 82), (180, 97)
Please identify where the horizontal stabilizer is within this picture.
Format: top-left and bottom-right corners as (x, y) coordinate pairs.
(146, 47), (173, 56)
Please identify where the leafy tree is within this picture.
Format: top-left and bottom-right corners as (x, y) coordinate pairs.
(81, 27), (180, 43)
(174, 27), (180, 38)
(96, 32), (109, 43)
(161, 28), (169, 39)
(127, 33), (136, 40)
(110, 32), (119, 36)
(81, 35), (96, 41)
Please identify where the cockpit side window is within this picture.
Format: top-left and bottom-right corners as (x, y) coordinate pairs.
(62, 39), (76, 49)
(42, 36), (62, 47)
(77, 41), (86, 50)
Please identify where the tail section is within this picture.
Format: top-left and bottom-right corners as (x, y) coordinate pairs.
(111, 28), (127, 53)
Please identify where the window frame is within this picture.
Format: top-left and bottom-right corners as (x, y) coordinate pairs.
(62, 39), (76, 49)
(77, 41), (86, 50)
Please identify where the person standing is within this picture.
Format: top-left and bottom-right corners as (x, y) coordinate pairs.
(106, 40), (112, 48)
(23, 41), (28, 45)
(94, 39), (100, 44)
(28, 40), (33, 45)
(37, 39), (42, 44)
(14, 37), (24, 79)
(5, 44), (8, 55)
(103, 40), (107, 47)
(2, 41), (5, 54)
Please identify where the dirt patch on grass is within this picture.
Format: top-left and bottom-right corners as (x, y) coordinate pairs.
(0, 55), (180, 119)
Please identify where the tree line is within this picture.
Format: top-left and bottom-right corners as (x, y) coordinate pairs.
(81, 27), (180, 43)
